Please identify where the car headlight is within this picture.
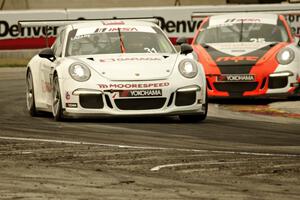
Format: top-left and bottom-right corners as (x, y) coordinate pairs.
(276, 48), (295, 65)
(178, 59), (198, 78)
(69, 63), (91, 82)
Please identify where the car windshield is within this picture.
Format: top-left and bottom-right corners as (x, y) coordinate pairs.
(195, 22), (289, 44)
(65, 26), (175, 56)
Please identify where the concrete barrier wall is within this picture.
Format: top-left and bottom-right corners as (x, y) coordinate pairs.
(0, 0), (225, 10)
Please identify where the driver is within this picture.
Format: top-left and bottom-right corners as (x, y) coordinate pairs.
(91, 34), (112, 54)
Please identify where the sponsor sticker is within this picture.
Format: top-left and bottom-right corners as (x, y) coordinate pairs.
(216, 56), (259, 63)
(102, 20), (125, 25)
(224, 18), (261, 23)
(66, 103), (78, 108)
(98, 82), (169, 89)
(65, 92), (71, 100)
(99, 57), (161, 62)
(217, 74), (256, 82)
(74, 26), (156, 37)
(118, 89), (162, 98)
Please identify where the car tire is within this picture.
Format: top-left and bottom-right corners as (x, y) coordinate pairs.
(26, 70), (38, 116)
(52, 75), (64, 121)
(179, 92), (208, 123)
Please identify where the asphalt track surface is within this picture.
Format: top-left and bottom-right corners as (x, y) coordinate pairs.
(0, 68), (300, 200)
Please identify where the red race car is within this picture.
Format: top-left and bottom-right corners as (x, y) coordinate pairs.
(179, 13), (300, 98)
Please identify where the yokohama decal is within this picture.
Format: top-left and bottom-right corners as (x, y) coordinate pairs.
(119, 89), (162, 97)
(217, 74), (255, 82)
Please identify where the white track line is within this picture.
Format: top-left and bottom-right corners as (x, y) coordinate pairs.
(0, 136), (299, 159)
(0, 136), (166, 150)
(151, 160), (247, 171)
(151, 163), (192, 171)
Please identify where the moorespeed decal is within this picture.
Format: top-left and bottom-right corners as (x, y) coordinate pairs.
(99, 57), (162, 62)
(98, 82), (170, 89)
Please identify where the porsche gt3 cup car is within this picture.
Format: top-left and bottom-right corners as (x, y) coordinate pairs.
(23, 19), (207, 122)
(183, 13), (300, 98)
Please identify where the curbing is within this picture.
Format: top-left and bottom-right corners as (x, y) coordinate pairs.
(269, 100), (300, 116)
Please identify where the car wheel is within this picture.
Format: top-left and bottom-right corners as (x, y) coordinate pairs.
(26, 70), (37, 116)
(52, 75), (64, 121)
(179, 93), (208, 123)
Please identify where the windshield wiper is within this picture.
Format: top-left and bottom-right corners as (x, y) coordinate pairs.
(118, 27), (126, 53)
(239, 20), (244, 42)
(201, 43), (210, 48)
(269, 42), (278, 47)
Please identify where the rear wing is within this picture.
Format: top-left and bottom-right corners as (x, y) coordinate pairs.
(18, 17), (159, 28)
(191, 4), (300, 21)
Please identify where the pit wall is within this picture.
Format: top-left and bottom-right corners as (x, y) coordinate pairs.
(0, 0), (225, 10)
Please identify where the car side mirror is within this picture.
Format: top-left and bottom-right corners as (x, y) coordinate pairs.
(39, 48), (56, 62)
(180, 43), (193, 55)
(176, 37), (188, 45)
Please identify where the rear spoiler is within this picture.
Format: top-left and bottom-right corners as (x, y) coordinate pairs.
(191, 5), (300, 21)
(18, 17), (159, 28)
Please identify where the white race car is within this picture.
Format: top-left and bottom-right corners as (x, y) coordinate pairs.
(23, 19), (207, 122)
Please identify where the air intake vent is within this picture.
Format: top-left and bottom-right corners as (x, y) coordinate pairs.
(79, 94), (103, 109)
(115, 98), (166, 110)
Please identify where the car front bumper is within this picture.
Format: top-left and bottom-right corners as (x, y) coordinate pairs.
(60, 79), (206, 117)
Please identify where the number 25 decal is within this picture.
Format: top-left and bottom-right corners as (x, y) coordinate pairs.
(250, 38), (265, 42)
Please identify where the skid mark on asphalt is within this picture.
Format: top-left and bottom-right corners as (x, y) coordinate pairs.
(0, 136), (299, 159)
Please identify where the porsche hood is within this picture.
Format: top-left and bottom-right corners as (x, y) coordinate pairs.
(77, 54), (178, 81)
(205, 42), (276, 66)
